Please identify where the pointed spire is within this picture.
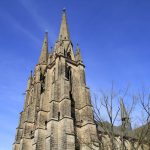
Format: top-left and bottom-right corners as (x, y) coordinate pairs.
(58, 8), (70, 40)
(38, 32), (48, 64)
(120, 98), (128, 120)
(120, 98), (132, 130)
(75, 44), (83, 62)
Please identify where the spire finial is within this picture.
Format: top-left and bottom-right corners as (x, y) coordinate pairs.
(45, 31), (48, 39)
(62, 8), (66, 12)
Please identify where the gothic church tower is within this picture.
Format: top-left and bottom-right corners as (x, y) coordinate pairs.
(13, 9), (99, 150)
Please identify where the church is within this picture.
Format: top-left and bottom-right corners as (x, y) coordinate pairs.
(13, 10), (149, 150)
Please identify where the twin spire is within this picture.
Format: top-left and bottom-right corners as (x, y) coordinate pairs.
(38, 9), (70, 64)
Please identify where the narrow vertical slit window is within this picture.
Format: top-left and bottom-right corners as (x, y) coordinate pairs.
(58, 112), (60, 120)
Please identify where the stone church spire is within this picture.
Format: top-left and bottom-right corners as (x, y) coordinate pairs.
(120, 98), (128, 119)
(38, 32), (48, 64)
(120, 98), (132, 131)
(13, 10), (99, 150)
(58, 9), (70, 40)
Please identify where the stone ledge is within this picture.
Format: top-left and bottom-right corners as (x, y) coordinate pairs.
(49, 97), (71, 104)
(75, 104), (93, 110)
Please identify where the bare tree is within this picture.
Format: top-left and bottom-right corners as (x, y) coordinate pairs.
(77, 85), (150, 150)
(132, 90), (150, 149)
(92, 84), (136, 150)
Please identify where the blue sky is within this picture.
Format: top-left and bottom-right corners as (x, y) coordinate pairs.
(0, 0), (150, 149)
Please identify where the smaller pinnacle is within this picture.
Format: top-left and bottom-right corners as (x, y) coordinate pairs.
(76, 44), (82, 62)
(38, 32), (48, 64)
(76, 43), (80, 50)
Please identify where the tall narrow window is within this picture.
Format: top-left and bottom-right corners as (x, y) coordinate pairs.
(58, 112), (60, 120)
(66, 66), (71, 80)
(64, 49), (66, 56)
(52, 68), (55, 83)
(40, 73), (45, 93)
(71, 100), (75, 124)
(45, 121), (47, 129)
